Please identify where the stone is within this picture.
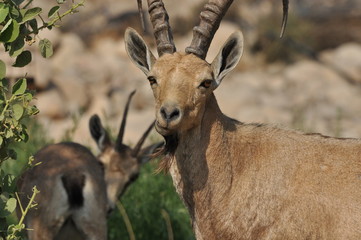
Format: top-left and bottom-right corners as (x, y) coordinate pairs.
(35, 89), (67, 119)
(320, 43), (361, 84)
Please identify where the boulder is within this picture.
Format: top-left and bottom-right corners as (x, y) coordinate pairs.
(35, 89), (67, 119)
(320, 42), (361, 84)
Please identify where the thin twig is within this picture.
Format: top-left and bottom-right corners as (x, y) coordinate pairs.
(161, 209), (174, 240)
(116, 201), (136, 240)
(26, 0), (85, 35)
(15, 192), (24, 215)
(23, 0), (34, 9)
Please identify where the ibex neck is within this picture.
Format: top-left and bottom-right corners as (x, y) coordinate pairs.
(181, 93), (234, 147)
(176, 94), (229, 156)
(170, 93), (238, 224)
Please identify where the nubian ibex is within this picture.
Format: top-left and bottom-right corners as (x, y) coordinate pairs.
(17, 91), (160, 240)
(125, 0), (361, 239)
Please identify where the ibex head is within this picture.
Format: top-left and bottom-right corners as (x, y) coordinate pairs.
(126, 0), (247, 137)
(89, 90), (156, 210)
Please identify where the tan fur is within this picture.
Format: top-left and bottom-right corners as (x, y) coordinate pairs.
(169, 94), (361, 239)
(126, 31), (361, 239)
(18, 143), (107, 240)
(17, 114), (158, 240)
(151, 53), (213, 136)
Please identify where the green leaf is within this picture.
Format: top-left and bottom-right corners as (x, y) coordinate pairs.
(13, 50), (31, 67)
(0, 198), (16, 217)
(9, 37), (25, 57)
(19, 127), (29, 142)
(29, 18), (38, 34)
(22, 92), (33, 102)
(13, 0), (26, 5)
(0, 136), (3, 146)
(0, 78), (8, 89)
(0, 18), (12, 34)
(12, 78), (27, 95)
(0, 3), (10, 23)
(7, 148), (17, 160)
(2, 174), (16, 193)
(27, 105), (39, 116)
(48, 6), (60, 18)
(9, 5), (20, 20)
(5, 129), (14, 138)
(39, 38), (53, 58)
(22, 7), (42, 23)
(19, 9), (27, 22)
(11, 118), (19, 127)
(0, 19), (20, 43)
(12, 104), (23, 120)
(0, 60), (5, 79)
(0, 196), (6, 210)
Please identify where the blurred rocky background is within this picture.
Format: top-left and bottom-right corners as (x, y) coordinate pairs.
(2, 0), (361, 148)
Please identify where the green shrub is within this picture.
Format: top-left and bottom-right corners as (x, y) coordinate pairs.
(2, 115), (194, 239)
(0, 78), (39, 239)
(0, 0), (83, 238)
(108, 161), (195, 240)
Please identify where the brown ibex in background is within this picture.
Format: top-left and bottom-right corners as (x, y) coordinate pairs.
(125, 0), (361, 239)
(17, 91), (160, 240)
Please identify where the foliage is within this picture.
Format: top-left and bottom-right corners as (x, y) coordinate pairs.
(3, 119), (195, 239)
(108, 161), (195, 240)
(0, 78), (38, 239)
(0, 0), (84, 73)
(0, 0), (83, 238)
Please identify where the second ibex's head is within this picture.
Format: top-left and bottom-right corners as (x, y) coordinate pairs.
(89, 90), (158, 211)
(125, 0), (244, 137)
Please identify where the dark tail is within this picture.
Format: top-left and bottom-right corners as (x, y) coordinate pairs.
(61, 171), (86, 209)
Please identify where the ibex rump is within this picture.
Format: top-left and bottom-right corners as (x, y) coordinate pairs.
(17, 91), (158, 240)
(125, 0), (361, 239)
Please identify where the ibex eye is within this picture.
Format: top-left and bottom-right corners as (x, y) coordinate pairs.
(199, 79), (213, 89)
(147, 76), (157, 85)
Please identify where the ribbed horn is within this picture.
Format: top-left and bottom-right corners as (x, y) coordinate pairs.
(115, 90), (136, 150)
(131, 121), (155, 158)
(137, 0), (146, 32)
(147, 0), (176, 56)
(185, 0), (234, 60)
(280, 0), (289, 38)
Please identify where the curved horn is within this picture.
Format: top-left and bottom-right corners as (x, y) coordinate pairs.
(115, 90), (136, 149)
(137, 0), (146, 32)
(280, 0), (289, 38)
(131, 120), (155, 158)
(147, 0), (176, 56)
(185, 0), (234, 60)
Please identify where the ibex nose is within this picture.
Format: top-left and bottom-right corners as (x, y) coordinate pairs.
(160, 105), (180, 123)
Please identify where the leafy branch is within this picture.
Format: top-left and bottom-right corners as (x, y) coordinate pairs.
(0, 0), (83, 239)
(5, 187), (39, 240)
(28, 0), (85, 35)
(0, 0), (84, 68)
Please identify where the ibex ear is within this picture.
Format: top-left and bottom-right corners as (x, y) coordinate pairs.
(125, 27), (156, 75)
(89, 115), (112, 152)
(211, 31), (244, 88)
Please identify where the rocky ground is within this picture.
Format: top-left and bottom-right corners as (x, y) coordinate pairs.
(2, 0), (361, 150)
